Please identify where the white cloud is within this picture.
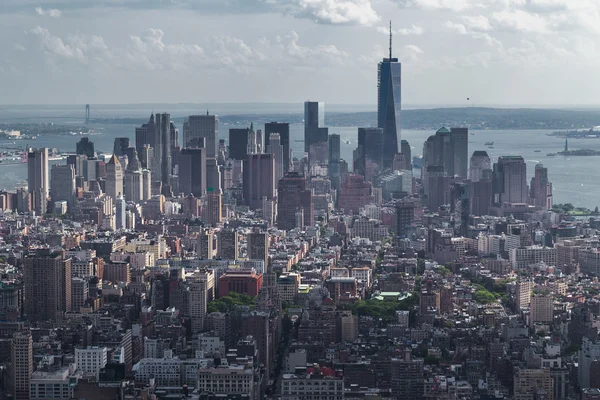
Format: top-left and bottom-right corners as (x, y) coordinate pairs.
(445, 21), (467, 34)
(14, 44), (26, 52)
(461, 15), (491, 31)
(394, 0), (476, 11)
(403, 44), (424, 61)
(376, 24), (424, 35)
(34, 6), (62, 17)
(491, 9), (548, 33)
(280, 0), (380, 25)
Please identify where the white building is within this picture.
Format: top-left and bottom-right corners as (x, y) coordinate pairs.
(281, 371), (344, 400)
(75, 347), (107, 379)
(510, 246), (556, 270)
(197, 362), (255, 398)
(133, 350), (210, 387)
(30, 361), (79, 400)
(580, 337), (600, 389)
(111, 251), (155, 270)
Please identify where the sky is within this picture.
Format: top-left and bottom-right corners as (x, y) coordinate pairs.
(0, 0), (599, 106)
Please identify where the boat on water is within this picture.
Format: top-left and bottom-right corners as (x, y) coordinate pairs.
(484, 141), (494, 146)
(534, 150), (541, 152)
(547, 153), (557, 157)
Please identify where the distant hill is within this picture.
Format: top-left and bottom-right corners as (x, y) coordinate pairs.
(91, 107), (600, 130)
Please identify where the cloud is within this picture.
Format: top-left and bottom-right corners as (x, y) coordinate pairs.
(376, 24), (424, 35)
(284, 0), (380, 26)
(14, 44), (26, 52)
(26, 26), (348, 74)
(393, 0), (476, 11)
(34, 6), (61, 17)
(403, 44), (424, 61)
(491, 9), (548, 33)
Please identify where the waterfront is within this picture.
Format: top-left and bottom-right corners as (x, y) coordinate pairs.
(0, 108), (599, 209)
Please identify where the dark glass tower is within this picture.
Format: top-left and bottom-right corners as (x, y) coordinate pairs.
(377, 23), (401, 169)
(265, 122), (290, 172)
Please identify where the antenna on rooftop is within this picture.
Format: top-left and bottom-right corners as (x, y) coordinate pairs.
(389, 20), (393, 59)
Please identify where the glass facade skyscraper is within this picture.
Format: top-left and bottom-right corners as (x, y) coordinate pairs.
(377, 31), (401, 169)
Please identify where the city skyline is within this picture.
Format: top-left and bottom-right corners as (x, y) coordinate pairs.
(1, 1), (600, 105)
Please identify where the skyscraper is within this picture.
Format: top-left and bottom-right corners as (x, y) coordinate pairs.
(155, 113), (172, 190)
(469, 151), (491, 182)
(277, 172), (313, 231)
(135, 114), (156, 157)
(113, 137), (130, 157)
(530, 163), (553, 209)
(124, 149), (144, 203)
(184, 113), (219, 158)
(50, 164), (76, 210)
(9, 331), (32, 400)
(27, 147), (49, 214)
(357, 127), (384, 180)
(304, 101), (328, 153)
(243, 154), (275, 210)
(422, 127), (469, 183)
(377, 25), (402, 169)
(426, 165), (451, 211)
(328, 134), (341, 163)
(218, 228), (238, 260)
(179, 148), (207, 197)
(105, 154), (124, 200)
(395, 200), (415, 239)
(229, 127), (250, 160)
(267, 133), (284, 188)
(247, 122), (258, 155)
(265, 122), (290, 172)
(471, 169), (492, 216)
(493, 156), (528, 204)
(248, 229), (269, 270)
(197, 229), (214, 259)
(204, 190), (222, 226)
(400, 139), (412, 170)
(76, 137), (95, 158)
(391, 349), (424, 400)
(451, 127), (468, 178)
(24, 249), (72, 322)
(206, 158), (221, 193)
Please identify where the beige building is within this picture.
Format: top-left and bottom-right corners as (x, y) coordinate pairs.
(513, 368), (554, 400)
(530, 293), (553, 328)
(9, 331), (33, 400)
(197, 363), (255, 398)
(516, 280), (534, 310)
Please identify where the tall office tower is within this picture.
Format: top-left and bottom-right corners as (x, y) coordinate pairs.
(256, 129), (263, 153)
(426, 166), (451, 211)
(395, 200), (415, 239)
(218, 228), (238, 260)
(243, 154), (275, 210)
(530, 163), (553, 209)
(188, 279), (208, 333)
(229, 127), (250, 160)
(493, 156), (528, 204)
(9, 331), (33, 400)
(391, 349), (424, 400)
(469, 151), (491, 182)
(377, 26), (402, 169)
(451, 181), (470, 237)
(530, 293), (553, 327)
(471, 169), (493, 216)
(277, 172), (314, 230)
(124, 150), (143, 203)
(142, 169), (152, 200)
(50, 164), (76, 210)
(451, 127), (468, 178)
(422, 127), (470, 184)
(71, 277), (89, 312)
(247, 122), (258, 155)
(248, 229), (269, 269)
(170, 121), (179, 161)
(24, 249), (72, 322)
(267, 133), (284, 189)
(139, 144), (152, 170)
(304, 101), (328, 153)
(338, 174), (376, 214)
(27, 147), (49, 214)
(115, 196), (126, 229)
(76, 137), (95, 158)
(135, 113), (156, 155)
(155, 113), (172, 189)
(265, 122), (291, 172)
(184, 113), (219, 157)
(515, 279), (533, 310)
(206, 158), (221, 192)
(197, 229), (214, 259)
(67, 154), (87, 176)
(357, 127), (384, 180)
(328, 134), (341, 163)
(113, 137), (130, 157)
(105, 154), (124, 200)
(513, 368), (553, 400)
(204, 190), (222, 226)
(179, 148), (207, 197)
(400, 139), (412, 170)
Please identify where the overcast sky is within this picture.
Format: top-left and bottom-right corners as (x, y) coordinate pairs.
(0, 0), (599, 106)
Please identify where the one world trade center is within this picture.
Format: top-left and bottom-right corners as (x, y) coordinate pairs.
(377, 22), (401, 169)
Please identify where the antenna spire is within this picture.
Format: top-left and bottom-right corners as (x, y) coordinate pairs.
(389, 20), (393, 59)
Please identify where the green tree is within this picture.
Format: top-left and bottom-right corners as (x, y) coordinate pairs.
(473, 289), (496, 304)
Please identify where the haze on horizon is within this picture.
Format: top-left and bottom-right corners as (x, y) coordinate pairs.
(1, 0), (599, 106)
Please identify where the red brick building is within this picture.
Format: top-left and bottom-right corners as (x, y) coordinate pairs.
(218, 270), (263, 297)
